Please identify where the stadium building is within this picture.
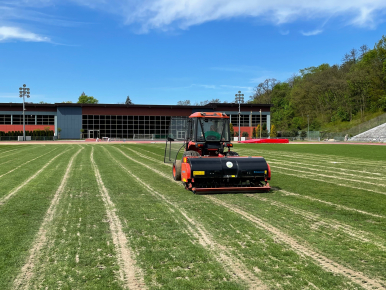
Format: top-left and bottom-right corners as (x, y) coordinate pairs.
(0, 103), (272, 139)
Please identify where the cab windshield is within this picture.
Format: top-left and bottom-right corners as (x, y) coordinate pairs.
(197, 118), (230, 141)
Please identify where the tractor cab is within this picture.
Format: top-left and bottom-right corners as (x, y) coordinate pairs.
(185, 112), (232, 156)
(164, 112), (235, 164)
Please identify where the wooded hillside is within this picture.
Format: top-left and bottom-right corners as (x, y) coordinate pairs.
(250, 35), (386, 133)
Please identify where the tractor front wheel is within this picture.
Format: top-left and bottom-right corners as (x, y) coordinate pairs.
(173, 160), (182, 181)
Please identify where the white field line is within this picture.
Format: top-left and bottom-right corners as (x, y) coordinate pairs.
(0, 159), (15, 166)
(118, 147), (386, 289)
(265, 158), (386, 181)
(124, 147), (169, 166)
(238, 149), (386, 170)
(208, 197), (385, 290)
(279, 190), (385, 219)
(126, 147), (386, 219)
(271, 164), (386, 191)
(273, 169), (386, 196)
(107, 147), (267, 289)
(90, 147), (146, 290)
(250, 195), (386, 250)
(0, 148), (72, 206)
(269, 162), (386, 187)
(0, 147), (59, 179)
(12, 147), (83, 290)
(0, 148), (19, 155)
(0, 146), (40, 159)
(134, 147), (165, 159)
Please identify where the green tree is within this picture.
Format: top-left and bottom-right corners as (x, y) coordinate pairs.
(229, 123), (234, 137)
(270, 124), (277, 137)
(77, 93), (99, 104)
(177, 100), (191, 105)
(125, 96), (133, 104)
(256, 124), (261, 137)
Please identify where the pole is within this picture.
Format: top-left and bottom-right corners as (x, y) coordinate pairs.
(307, 115), (310, 141)
(19, 84), (30, 141)
(259, 109), (262, 139)
(250, 110), (252, 138)
(238, 103), (241, 142)
(234, 91), (244, 142)
(23, 95), (25, 141)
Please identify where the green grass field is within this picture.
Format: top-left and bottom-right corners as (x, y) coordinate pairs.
(0, 143), (385, 290)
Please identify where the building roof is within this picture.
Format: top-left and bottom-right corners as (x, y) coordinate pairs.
(0, 102), (272, 109)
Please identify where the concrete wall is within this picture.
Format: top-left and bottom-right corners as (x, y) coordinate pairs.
(57, 107), (82, 139)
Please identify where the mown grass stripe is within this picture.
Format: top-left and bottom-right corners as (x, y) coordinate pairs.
(0, 147), (76, 290)
(90, 146), (146, 290)
(28, 145), (121, 289)
(0, 148), (73, 206)
(248, 194), (386, 250)
(237, 148), (386, 169)
(264, 158), (386, 182)
(108, 146), (267, 289)
(12, 147), (83, 290)
(0, 145), (42, 160)
(273, 168), (386, 196)
(207, 197), (385, 290)
(279, 190), (385, 219)
(270, 163), (386, 188)
(0, 147), (59, 179)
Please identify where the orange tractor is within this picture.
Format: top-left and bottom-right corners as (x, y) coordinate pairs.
(164, 112), (271, 194)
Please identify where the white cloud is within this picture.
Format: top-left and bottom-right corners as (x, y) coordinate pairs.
(301, 29), (323, 36)
(0, 26), (50, 42)
(3, 0), (386, 33)
(115, 0), (386, 32)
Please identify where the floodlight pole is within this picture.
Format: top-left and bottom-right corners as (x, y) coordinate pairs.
(19, 84), (30, 141)
(260, 109), (262, 139)
(235, 91), (244, 142)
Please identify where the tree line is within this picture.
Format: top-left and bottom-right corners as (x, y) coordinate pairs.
(0, 128), (54, 137)
(249, 35), (386, 133)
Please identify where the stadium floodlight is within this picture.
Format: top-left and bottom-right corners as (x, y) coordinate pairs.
(235, 91), (244, 142)
(19, 84), (30, 141)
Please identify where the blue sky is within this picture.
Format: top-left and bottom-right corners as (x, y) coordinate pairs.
(1, 0), (386, 105)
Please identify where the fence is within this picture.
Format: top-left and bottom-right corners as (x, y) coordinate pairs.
(0, 136), (57, 141)
(342, 113), (386, 137)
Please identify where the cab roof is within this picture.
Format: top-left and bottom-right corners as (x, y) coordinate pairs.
(189, 112), (229, 119)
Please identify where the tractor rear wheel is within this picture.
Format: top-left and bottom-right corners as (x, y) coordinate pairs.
(173, 160), (182, 181)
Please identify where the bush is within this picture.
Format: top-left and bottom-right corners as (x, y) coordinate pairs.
(242, 132), (249, 137)
(261, 130), (269, 137)
(270, 124), (277, 137)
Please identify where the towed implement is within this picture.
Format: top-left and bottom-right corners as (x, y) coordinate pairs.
(164, 112), (271, 194)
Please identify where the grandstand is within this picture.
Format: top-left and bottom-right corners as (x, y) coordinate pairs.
(349, 122), (386, 142)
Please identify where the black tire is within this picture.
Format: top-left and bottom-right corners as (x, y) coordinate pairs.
(173, 160), (182, 181)
(227, 151), (239, 156)
(183, 150), (200, 157)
